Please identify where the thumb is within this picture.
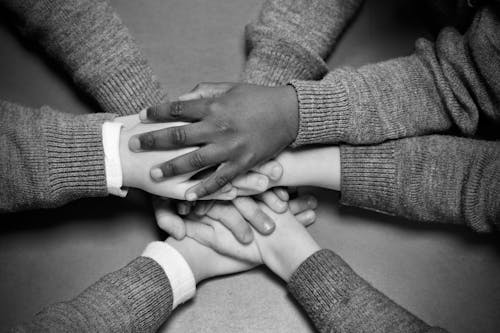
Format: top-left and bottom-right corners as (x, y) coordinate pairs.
(178, 82), (234, 101)
(152, 197), (187, 239)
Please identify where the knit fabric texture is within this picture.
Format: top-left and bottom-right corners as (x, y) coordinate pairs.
(11, 257), (173, 332)
(244, 0), (500, 231)
(288, 250), (448, 333)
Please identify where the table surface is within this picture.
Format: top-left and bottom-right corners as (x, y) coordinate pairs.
(1, 0), (500, 332)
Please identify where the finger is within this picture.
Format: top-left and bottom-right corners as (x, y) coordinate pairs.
(193, 200), (215, 216)
(257, 191), (287, 213)
(152, 199), (186, 239)
(150, 145), (225, 181)
(295, 210), (316, 227)
(129, 122), (214, 152)
(178, 82), (233, 101)
(232, 197), (275, 235)
(252, 160), (283, 182)
(186, 162), (242, 201)
(177, 201), (194, 216)
(289, 195), (318, 215)
(207, 204), (253, 244)
(273, 187), (289, 201)
(140, 99), (210, 122)
(231, 171), (269, 193)
(184, 220), (215, 247)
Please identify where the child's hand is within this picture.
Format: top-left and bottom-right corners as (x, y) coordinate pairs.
(154, 193), (317, 244)
(129, 82), (299, 201)
(185, 202), (320, 282)
(165, 236), (254, 284)
(116, 115), (236, 200)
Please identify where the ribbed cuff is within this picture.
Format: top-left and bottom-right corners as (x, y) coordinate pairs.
(288, 249), (363, 330)
(91, 58), (167, 116)
(242, 38), (328, 86)
(340, 143), (397, 215)
(43, 109), (115, 205)
(289, 79), (350, 147)
(142, 242), (196, 310)
(104, 256), (173, 332)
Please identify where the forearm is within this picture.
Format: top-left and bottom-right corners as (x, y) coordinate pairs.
(242, 0), (364, 86)
(0, 101), (113, 212)
(288, 249), (447, 333)
(289, 6), (500, 147)
(340, 135), (500, 232)
(274, 146), (341, 191)
(2, 0), (166, 115)
(11, 257), (173, 332)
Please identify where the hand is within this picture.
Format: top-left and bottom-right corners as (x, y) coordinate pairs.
(116, 115), (237, 200)
(154, 193), (318, 244)
(166, 236), (254, 284)
(129, 82), (299, 201)
(185, 203), (320, 282)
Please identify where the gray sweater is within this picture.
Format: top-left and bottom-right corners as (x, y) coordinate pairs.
(0, 0), (451, 332)
(243, 0), (500, 232)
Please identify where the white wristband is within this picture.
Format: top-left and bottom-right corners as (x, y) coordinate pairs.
(102, 121), (128, 197)
(142, 241), (196, 309)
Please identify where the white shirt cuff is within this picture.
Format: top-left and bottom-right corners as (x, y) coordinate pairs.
(142, 241), (196, 309)
(102, 121), (128, 197)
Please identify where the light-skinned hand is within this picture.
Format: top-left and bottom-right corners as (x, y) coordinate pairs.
(184, 202), (321, 282)
(154, 193), (317, 244)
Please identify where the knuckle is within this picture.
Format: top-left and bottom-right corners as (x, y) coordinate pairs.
(170, 101), (184, 117)
(160, 162), (176, 176)
(170, 127), (187, 145)
(215, 175), (230, 188)
(139, 133), (155, 149)
(189, 152), (205, 169)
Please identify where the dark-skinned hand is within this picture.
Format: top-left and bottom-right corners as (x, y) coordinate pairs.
(129, 83), (299, 201)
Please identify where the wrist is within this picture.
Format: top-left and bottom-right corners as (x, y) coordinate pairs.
(276, 85), (299, 145)
(166, 237), (207, 284)
(267, 239), (320, 282)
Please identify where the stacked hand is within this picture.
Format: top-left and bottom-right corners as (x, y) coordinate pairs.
(166, 196), (320, 282)
(129, 83), (300, 201)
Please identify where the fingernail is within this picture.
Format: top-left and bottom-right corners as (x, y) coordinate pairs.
(128, 136), (141, 151)
(139, 108), (148, 122)
(306, 211), (316, 222)
(242, 232), (253, 244)
(150, 168), (163, 181)
(186, 193), (197, 201)
(263, 222), (275, 234)
(308, 196), (318, 209)
(271, 166), (282, 180)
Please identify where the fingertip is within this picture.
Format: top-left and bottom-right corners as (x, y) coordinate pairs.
(186, 192), (198, 201)
(150, 168), (164, 181)
(270, 165), (283, 181)
(139, 108), (148, 122)
(308, 196), (318, 209)
(242, 231), (254, 244)
(128, 136), (141, 152)
(262, 221), (275, 234)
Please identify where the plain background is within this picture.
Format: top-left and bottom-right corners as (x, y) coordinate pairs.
(1, 0), (499, 332)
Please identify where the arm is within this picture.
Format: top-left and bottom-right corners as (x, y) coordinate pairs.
(242, 0), (364, 86)
(1, 0), (165, 115)
(0, 100), (113, 212)
(185, 202), (447, 333)
(289, 5), (500, 146)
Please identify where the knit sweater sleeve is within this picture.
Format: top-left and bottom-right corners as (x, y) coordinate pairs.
(242, 0), (364, 86)
(10, 257), (173, 333)
(288, 249), (447, 333)
(0, 100), (114, 212)
(340, 135), (500, 232)
(289, 5), (500, 147)
(1, 0), (166, 115)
